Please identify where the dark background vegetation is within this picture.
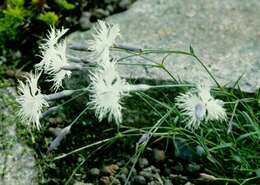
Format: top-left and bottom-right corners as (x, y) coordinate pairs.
(0, 0), (133, 70)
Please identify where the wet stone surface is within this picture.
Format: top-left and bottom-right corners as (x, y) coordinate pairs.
(68, 0), (260, 92)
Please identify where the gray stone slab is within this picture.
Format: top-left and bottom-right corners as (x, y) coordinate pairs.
(0, 87), (37, 185)
(68, 0), (260, 92)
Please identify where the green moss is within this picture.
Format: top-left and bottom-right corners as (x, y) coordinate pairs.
(0, 5), (31, 42)
(37, 12), (59, 25)
(6, 0), (25, 7)
(55, 0), (75, 10)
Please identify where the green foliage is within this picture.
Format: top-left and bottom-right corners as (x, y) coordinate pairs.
(0, 3), (31, 46)
(0, 0), (80, 64)
(6, 0), (25, 7)
(55, 0), (75, 10)
(37, 12), (59, 25)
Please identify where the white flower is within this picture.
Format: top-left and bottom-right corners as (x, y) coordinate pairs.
(46, 41), (71, 91)
(36, 27), (68, 71)
(88, 60), (129, 124)
(16, 73), (49, 130)
(176, 85), (226, 129)
(88, 20), (120, 64)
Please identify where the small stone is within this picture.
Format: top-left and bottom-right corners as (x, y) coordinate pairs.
(100, 176), (120, 185)
(121, 167), (128, 176)
(164, 179), (173, 185)
(106, 5), (114, 13)
(119, 0), (131, 9)
(153, 148), (166, 162)
(79, 12), (92, 30)
(102, 164), (119, 176)
(48, 127), (63, 136)
(168, 159), (174, 164)
(100, 176), (110, 185)
(117, 173), (127, 183)
(146, 165), (160, 173)
(169, 174), (188, 183)
(163, 167), (171, 176)
(49, 117), (63, 125)
(133, 175), (146, 185)
(73, 182), (92, 185)
(92, 8), (110, 18)
(116, 160), (124, 167)
(186, 163), (201, 173)
(172, 162), (184, 173)
(196, 145), (205, 157)
(184, 182), (194, 185)
(138, 158), (149, 168)
(174, 139), (198, 161)
(131, 167), (137, 175)
(110, 176), (121, 185)
(89, 168), (100, 177)
(139, 171), (153, 181)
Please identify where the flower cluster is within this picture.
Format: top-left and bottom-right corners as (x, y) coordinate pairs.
(176, 85), (227, 129)
(88, 20), (120, 64)
(16, 20), (228, 131)
(36, 27), (71, 91)
(88, 60), (129, 124)
(87, 20), (130, 124)
(16, 73), (49, 130)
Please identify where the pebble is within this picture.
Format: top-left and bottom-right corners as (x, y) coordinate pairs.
(79, 12), (92, 30)
(153, 149), (166, 162)
(89, 168), (100, 177)
(133, 175), (146, 185)
(102, 164), (119, 176)
(139, 171), (153, 181)
(138, 158), (149, 168)
(100, 176), (110, 185)
(73, 182), (91, 185)
(131, 167), (137, 175)
(164, 179), (173, 185)
(174, 139), (196, 161)
(119, 0), (132, 9)
(196, 145), (205, 157)
(143, 165), (160, 173)
(116, 173), (127, 183)
(163, 167), (171, 176)
(184, 182), (194, 185)
(121, 167), (129, 176)
(172, 162), (184, 173)
(100, 176), (120, 185)
(186, 163), (201, 173)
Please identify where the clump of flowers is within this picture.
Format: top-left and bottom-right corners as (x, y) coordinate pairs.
(176, 85), (227, 129)
(36, 27), (71, 91)
(45, 40), (72, 91)
(16, 19), (229, 135)
(36, 27), (68, 71)
(88, 20), (120, 64)
(88, 60), (129, 124)
(16, 72), (49, 130)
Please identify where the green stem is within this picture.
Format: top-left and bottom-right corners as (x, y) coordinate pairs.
(192, 54), (221, 88)
(158, 64), (178, 83)
(114, 46), (221, 87)
(214, 177), (240, 184)
(150, 84), (195, 88)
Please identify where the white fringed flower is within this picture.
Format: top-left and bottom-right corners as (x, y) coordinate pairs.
(46, 41), (71, 91)
(16, 73), (49, 130)
(88, 20), (120, 63)
(88, 60), (129, 124)
(176, 85), (226, 129)
(36, 27), (68, 70)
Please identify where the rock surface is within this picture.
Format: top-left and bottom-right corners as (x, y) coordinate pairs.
(0, 87), (37, 185)
(68, 0), (260, 92)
